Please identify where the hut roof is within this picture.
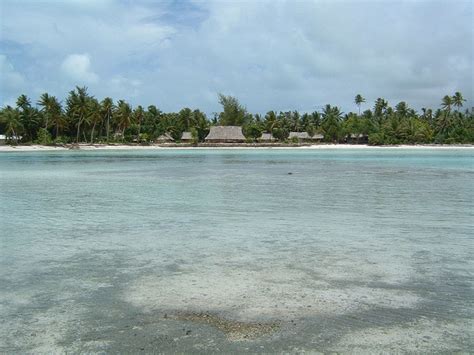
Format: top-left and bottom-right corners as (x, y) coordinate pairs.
(205, 126), (245, 141)
(311, 134), (324, 140)
(259, 133), (275, 141)
(181, 131), (192, 140)
(156, 133), (174, 142)
(289, 132), (310, 139)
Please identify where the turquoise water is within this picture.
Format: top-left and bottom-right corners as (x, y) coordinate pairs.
(1, 148), (473, 352)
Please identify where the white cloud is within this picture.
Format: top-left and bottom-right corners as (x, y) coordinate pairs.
(60, 54), (98, 84)
(108, 76), (142, 99)
(0, 0), (472, 112)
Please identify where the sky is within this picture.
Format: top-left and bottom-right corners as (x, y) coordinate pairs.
(0, 0), (472, 115)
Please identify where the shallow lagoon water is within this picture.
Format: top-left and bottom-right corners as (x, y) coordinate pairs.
(0, 148), (473, 353)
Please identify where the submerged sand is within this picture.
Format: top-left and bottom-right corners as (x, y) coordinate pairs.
(1, 146), (472, 353)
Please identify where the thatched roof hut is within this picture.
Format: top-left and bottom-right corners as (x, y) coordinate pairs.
(289, 132), (310, 140)
(156, 133), (174, 143)
(347, 133), (368, 144)
(205, 126), (245, 143)
(289, 132), (324, 142)
(310, 133), (324, 141)
(259, 133), (275, 142)
(181, 131), (193, 142)
(0, 134), (6, 145)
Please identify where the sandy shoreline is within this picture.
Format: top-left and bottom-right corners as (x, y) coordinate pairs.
(0, 143), (473, 152)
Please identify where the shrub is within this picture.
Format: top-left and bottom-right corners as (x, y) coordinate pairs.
(368, 132), (385, 145)
(36, 128), (52, 145)
(54, 135), (71, 144)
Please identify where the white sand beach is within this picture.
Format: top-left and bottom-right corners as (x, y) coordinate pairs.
(0, 144), (473, 152)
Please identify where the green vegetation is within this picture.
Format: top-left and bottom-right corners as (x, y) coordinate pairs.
(0, 88), (472, 145)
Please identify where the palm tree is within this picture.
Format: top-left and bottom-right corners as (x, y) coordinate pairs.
(441, 95), (453, 113)
(66, 86), (91, 143)
(87, 98), (102, 143)
(37, 92), (52, 130)
(115, 100), (132, 139)
(310, 111), (321, 128)
(321, 104), (343, 142)
(16, 94), (39, 142)
(421, 108), (433, 125)
(37, 93), (63, 140)
(193, 109), (209, 142)
(16, 94), (31, 111)
(452, 92), (466, 111)
(101, 97), (114, 142)
(0, 106), (23, 143)
(164, 112), (181, 138)
(374, 98), (388, 117)
(395, 101), (408, 118)
(342, 112), (360, 142)
(291, 110), (300, 131)
(264, 110), (278, 134)
(435, 113), (453, 137)
(373, 98), (389, 129)
(133, 105), (145, 142)
(354, 94), (365, 115)
(178, 107), (194, 131)
(49, 97), (65, 139)
(145, 105), (162, 137)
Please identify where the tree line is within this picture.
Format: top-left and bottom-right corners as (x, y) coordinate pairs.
(0, 87), (472, 145)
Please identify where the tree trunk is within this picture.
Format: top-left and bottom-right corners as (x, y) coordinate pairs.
(137, 120), (141, 143)
(76, 117), (82, 143)
(90, 122), (97, 144)
(106, 112), (110, 143)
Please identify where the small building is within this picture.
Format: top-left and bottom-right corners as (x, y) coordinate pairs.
(289, 132), (324, 142)
(289, 132), (310, 141)
(309, 134), (324, 142)
(205, 126), (245, 143)
(347, 133), (368, 144)
(259, 132), (275, 142)
(0, 134), (22, 144)
(181, 131), (193, 142)
(156, 133), (175, 143)
(289, 132), (310, 142)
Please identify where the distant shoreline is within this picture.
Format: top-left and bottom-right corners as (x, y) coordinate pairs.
(1, 143), (473, 152)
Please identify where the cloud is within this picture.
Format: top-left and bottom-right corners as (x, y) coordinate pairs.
(0, 54), (26, 104)
(108, 76), (142, 99)
(0, 54), (25, 89)
(0, 0), (472, 113)
(60, 54), (98, 84)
